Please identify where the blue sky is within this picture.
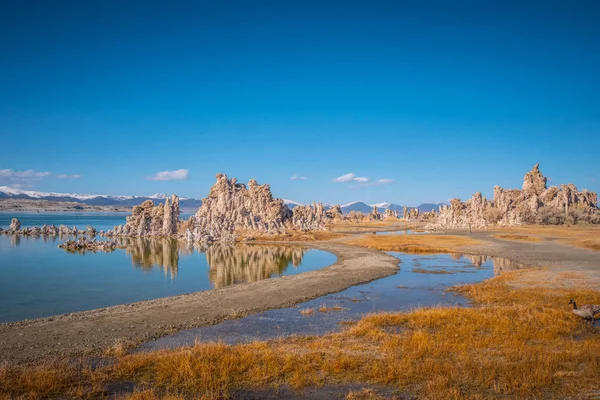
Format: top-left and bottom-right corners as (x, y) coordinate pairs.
(1, 0), (598, 206)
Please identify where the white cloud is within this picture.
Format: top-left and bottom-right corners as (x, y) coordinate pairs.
(353, 177), (369, 183)
(0, 169), (81, 186)
(290, 174), (308, 180)
(56, 174), (82, 179)
(332, 173), (356, 183)
(149, 169), (189, 181)
(377, 178), (394, 185)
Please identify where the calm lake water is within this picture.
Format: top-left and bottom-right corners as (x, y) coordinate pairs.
(0, 214), (336, 323)
(141, 252), (523, 350)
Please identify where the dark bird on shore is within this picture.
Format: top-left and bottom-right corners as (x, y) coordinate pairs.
(569, 300), (600, 321)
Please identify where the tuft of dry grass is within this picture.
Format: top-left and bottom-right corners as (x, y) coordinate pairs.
(565, 238), (600, 252)
(251, 231), (345, 242)
(2, 270), (600, 399)
(411, 267), (451, 274)
(493, 233), (543, 242)
(300, 308), (315, 316)
(347, 234), (483, 254)
(318, 305), (345, 313)
(493, 225), (600, 251)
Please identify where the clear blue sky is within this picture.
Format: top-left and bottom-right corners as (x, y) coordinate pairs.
(1, 0), (598, 206)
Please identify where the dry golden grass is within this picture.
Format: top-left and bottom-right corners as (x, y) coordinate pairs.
(300, 308), (315, 316)
(411, 267), (451, 275)
(565, 238), (600, 252)
(494, 225), (600, 251)
(318, 305), (345, 313)
(2, 270), (600, 399)
(251, 231), (345, 242)
(347, 234), (483, 254)
(493, 233), (543, 242)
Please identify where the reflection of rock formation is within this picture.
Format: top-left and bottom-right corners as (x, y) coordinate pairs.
(460, 254), (522, 274)
(432, 164), (599, 228)
(118, 239), (309, 287)
(205, 244), (308, 288)
(122, 238), (181, 279)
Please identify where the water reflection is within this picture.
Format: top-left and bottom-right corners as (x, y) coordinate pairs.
(453, 254), (523, 274)
(114, 238), (309, 287)
(205, 244), (306, 288)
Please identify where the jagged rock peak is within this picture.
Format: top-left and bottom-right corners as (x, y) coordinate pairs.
(191, 174), (292, 240)
(105, 195), (180, 237)
(522, 163), (547, 196)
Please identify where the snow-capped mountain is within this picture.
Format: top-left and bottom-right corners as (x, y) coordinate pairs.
(0, 186), (201, 210)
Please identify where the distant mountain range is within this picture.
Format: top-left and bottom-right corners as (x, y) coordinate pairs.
(0, 187), (445, 214)
(339, 201), (446, 214)
(0, 186), (202, 210)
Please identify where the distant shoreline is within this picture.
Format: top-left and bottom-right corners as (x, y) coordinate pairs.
(0, 198), (131, 213)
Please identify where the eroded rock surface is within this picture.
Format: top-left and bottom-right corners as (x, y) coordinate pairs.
(106, 195), (180, 237)
(185, 174), (292, 242)
(432, 164), (599, 229)
(58, 238), (124, 253)
(9, 218), (20, 232)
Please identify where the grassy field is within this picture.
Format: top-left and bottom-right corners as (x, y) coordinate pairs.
(2, 268), (598, 399)
(346, 234), (483, 254)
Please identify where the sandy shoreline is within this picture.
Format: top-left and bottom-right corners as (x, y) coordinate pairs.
(0, 242), (399, 364)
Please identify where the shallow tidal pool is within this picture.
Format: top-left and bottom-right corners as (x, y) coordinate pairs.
(140, 252), (523, 351)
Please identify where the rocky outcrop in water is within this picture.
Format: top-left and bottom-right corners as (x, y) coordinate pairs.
(432, 164), (599, 229)
(9, 218), (20, 232)
(0, 222), (89, 236)
(186, 174), (292, 242)
(58, 238), (124, 253)
(105, 195), (180, 237)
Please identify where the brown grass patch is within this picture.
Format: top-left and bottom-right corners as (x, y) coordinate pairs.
(411, 268), (451, 275)
(494, 225), (600, 251)
(565, 238), (600, 252)
(319, 305), (345, 313)
(347, 234), (483, 254)
(493, 233), (543, 242)
(251, 231), (345, 242)
(2, 271), (600, 399)
(300, 308), (315, 316)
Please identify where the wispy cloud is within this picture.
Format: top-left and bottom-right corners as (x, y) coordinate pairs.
(349, 178), (395, 189)
(332, 173), (357, 183)
(149, 169), (189, 181)
(0, 169), (81, 187)
(332, 173), (371, 183)
(56, 174), (82, 179)
(290, 174), (308, 180)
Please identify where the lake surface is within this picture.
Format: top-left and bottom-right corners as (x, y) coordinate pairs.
(0, 214), (336, 323)
(141, 252), (523, 350)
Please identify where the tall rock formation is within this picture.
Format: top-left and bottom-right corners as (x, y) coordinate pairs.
(106, 195), (180, 237)
(432, 164), (599, 229)
(292, 202), (330, 231)
(369, 205), (381, 220)
(188, 174), (293, 241)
